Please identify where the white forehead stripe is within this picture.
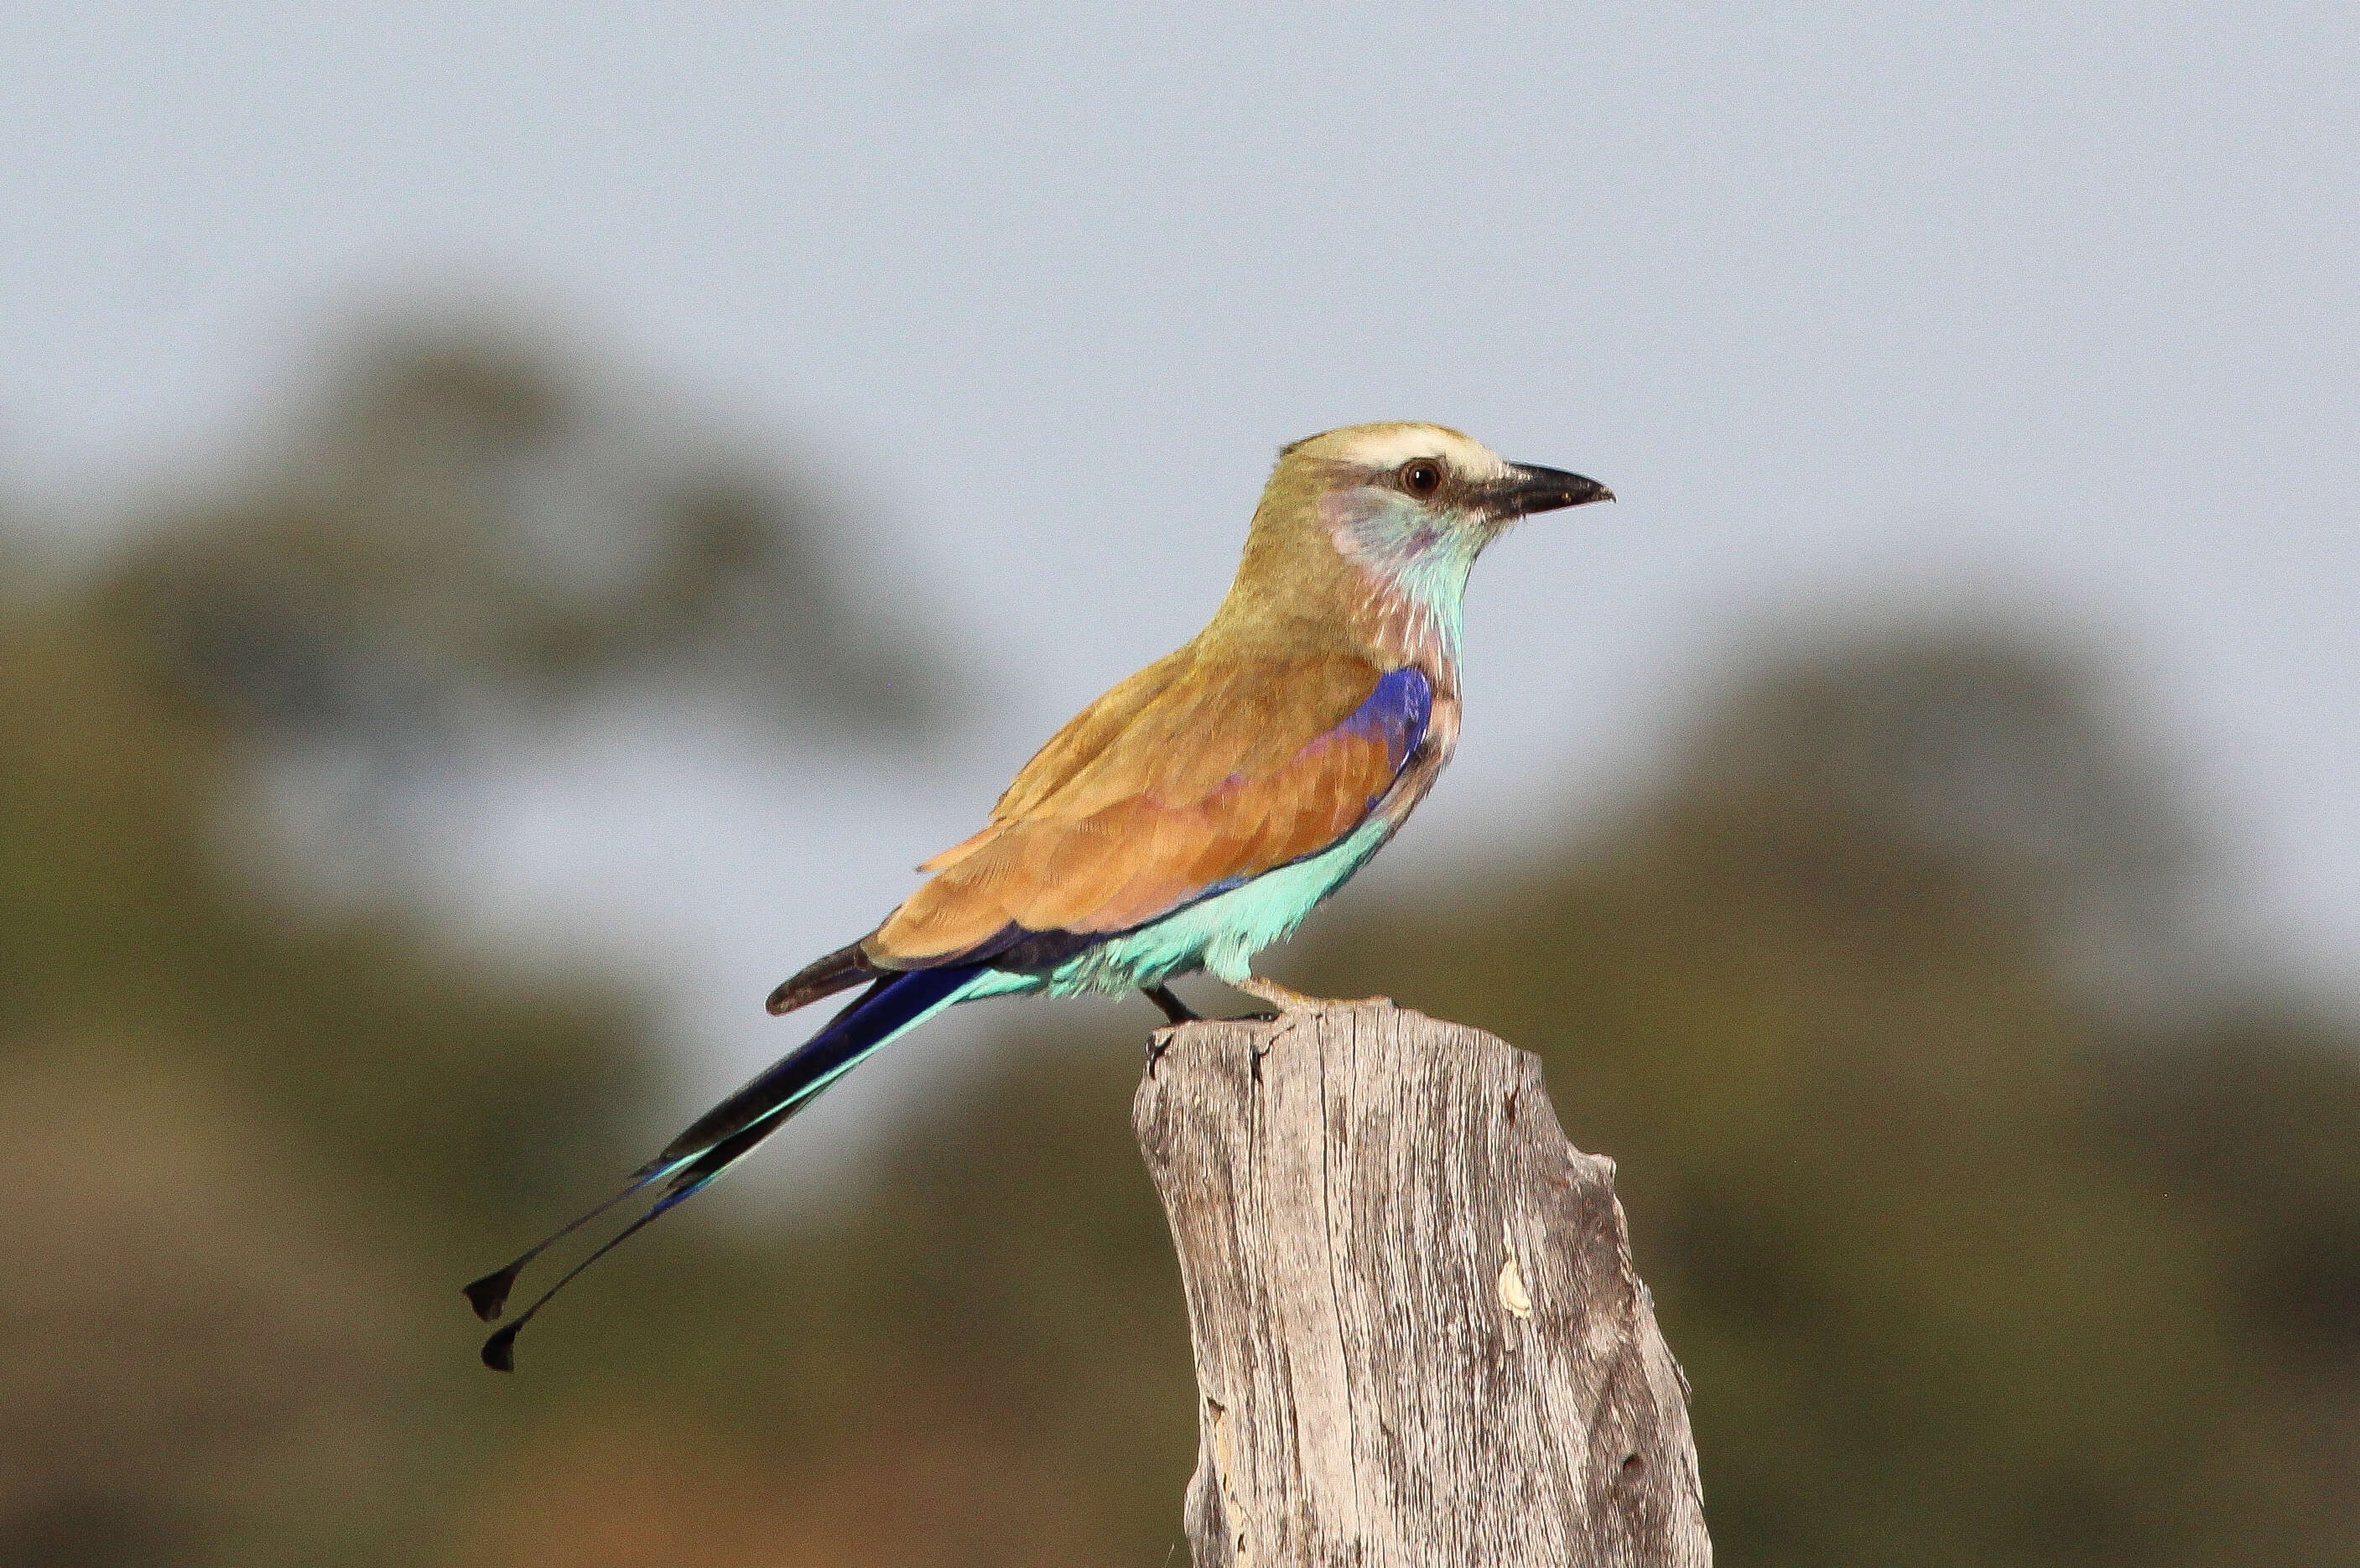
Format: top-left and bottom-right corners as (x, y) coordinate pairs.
(1331, 424), (1512, 481)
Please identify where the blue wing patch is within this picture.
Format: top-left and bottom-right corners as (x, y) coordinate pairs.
(1336, 665), (1433, 782)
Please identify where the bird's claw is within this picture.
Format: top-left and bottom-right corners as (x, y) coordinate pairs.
(1232, 977), (1392, 1016)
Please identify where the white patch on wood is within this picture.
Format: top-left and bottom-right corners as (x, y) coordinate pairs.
(1205, 1397), (1253, 1568)
(1500, 1218), (1535, 1319)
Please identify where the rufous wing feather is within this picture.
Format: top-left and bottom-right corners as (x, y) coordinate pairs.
(869, 653), (1428, 966)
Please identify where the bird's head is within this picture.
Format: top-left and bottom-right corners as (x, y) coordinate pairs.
(1282, 422), (1610, 539)
(1235, 423), (1610, 652)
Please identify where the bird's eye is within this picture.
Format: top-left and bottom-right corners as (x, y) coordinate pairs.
(1399, 459), (1443, 497)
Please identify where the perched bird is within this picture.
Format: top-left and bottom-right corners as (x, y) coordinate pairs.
(465, 423), (1609, 1368)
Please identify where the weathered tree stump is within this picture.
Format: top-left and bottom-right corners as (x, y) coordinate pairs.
(1134, 1002), (1708, 1567)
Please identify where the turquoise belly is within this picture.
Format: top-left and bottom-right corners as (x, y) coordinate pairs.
(959, 818), (1395, 1001)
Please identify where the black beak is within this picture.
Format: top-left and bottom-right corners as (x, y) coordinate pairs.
(1498, 463), (1613, 517)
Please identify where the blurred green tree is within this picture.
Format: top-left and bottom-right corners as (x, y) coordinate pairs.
(4, 330), (2354, 1567)
(101, 324), (937, 758)
(0, 323), (946, 1567)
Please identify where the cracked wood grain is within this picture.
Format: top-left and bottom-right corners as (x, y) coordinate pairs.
(1135, 1003), (1710, 1568)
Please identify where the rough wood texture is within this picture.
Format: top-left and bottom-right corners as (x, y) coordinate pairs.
(1134, 1002), (1709, 1567)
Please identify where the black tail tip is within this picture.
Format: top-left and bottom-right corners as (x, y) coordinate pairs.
(462, 1264), (522, 1323)
(481, 1322), (522, 1372)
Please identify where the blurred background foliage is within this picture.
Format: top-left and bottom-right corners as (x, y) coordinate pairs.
(4, 324), (2357, 1568)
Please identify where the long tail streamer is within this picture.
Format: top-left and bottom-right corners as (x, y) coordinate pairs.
(463, 964), (980, 1369)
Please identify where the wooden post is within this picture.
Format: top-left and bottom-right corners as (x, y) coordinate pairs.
(1134, 1002), (1710, 1567)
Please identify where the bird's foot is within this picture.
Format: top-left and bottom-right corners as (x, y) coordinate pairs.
(1232, 978), (1392, 1015)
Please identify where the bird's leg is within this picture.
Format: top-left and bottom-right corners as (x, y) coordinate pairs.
(1143, 984), (1199, 1025)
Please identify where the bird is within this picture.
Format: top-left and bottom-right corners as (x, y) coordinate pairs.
(463, 422), (1610, 1368)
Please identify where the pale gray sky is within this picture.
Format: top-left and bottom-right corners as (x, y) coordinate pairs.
(6, 3), (2356, 1166)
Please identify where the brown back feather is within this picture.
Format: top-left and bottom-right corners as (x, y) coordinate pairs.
(869, 648), (1397, 966)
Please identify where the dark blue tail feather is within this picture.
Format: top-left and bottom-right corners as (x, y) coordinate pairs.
(661, 964), (979, 1160)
